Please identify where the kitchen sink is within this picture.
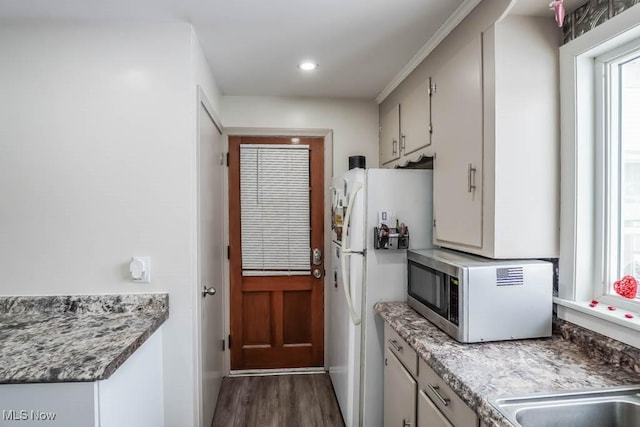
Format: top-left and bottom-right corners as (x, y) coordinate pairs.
(490, 385), (640, 427)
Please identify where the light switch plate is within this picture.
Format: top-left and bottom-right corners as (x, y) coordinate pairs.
(378, 211), (396, 227)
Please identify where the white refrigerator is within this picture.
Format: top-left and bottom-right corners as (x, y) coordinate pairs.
(328, 168), (433, 427)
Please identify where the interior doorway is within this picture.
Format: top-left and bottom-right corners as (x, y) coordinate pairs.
(197, 93), (225, 426)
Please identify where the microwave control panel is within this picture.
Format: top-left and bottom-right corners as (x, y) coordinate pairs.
(448, 277), (459, 326)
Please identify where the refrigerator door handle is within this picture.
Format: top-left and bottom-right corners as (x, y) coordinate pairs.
(340, 182), (363, 325)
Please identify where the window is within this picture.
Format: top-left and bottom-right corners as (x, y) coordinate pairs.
(239, 144), (311, 275)
(598, 41), (640, 304)
(558, 6), (640, 347)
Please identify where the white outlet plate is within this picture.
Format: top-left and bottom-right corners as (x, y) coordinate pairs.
(130, 256), (151, 283)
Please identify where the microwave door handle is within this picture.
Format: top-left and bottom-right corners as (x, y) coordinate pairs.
(340, 182), (363, 325)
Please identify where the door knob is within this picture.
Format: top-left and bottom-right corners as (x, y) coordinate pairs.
(312, 248), (322, 265)
(312, 269), (323, 279)
(202, 286), (217, 297)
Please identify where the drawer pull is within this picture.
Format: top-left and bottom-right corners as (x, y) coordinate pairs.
(388, 339), (403, 352)
(427, 384), (450, 407)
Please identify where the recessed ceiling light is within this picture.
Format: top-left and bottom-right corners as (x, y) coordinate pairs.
(298, 61), (318, 71)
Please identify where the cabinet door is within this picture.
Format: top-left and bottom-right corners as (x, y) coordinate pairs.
(384, 348), (416, 427)
(400, 80), (431, 156)
(432, 35), (483, 248)
(417, 389), (453, 427)
(380, 104), (401, 165)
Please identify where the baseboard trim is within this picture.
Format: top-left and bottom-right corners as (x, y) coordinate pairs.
(229, 367), (326, 377)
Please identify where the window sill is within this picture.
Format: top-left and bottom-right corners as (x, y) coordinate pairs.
(554, 297), (640, 349)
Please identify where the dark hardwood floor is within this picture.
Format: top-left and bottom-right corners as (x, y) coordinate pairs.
(211, 373), (345, 427)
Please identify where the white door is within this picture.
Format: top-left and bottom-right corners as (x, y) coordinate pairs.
(401, 80), (431, 156)
(432, 34), (483, 248)
(198, 98), (224, 426)
(383, 348), (416, 427)
(380, 104), (401, 165)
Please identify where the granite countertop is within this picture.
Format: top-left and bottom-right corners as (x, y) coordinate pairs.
(375, 302), (640, 427)
(0, 293), (168, 384)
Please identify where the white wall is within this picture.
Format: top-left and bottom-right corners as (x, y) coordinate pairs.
(0, 21), (375, 426)
(191, 31), (223, 118)
(221, 96), (379, 175)
(0, 23), (206, 427)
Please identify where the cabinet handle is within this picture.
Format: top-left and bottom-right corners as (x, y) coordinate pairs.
(427, 384), (450, 407)
(388, 339), (402, 352)
(392, 139), (398, 155)
(467, 163), (477, 193)
(401, 134), (406, 152)
(402, 419), (411, 427)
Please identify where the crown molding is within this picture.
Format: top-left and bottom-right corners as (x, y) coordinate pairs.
(375, 0), (482, 104)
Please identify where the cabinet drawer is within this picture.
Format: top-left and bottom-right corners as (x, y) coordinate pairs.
(418, 358), (478, 427)
(418, 388), (453, 427)
(384, 323), (417, 377)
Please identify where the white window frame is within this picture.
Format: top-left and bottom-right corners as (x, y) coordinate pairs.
(558, 4), (640, 348)
(597, 39), (640, 309)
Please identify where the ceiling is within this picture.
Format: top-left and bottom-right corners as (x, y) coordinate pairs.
(0, 0), (572, 99)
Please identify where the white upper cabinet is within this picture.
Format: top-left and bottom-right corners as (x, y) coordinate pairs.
(380, 104), (401, 165)
(432, 15), (559, 258)
(380, 79), (432, 166)
(400, 78), (432, 156)
(432, 35), (483, 249)
(378, 0), (559, 259)
(432, 16), (559, 258)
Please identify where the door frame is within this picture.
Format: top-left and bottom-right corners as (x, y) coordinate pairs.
(194, 87), (225, 427)
(222, 127), (334, 375)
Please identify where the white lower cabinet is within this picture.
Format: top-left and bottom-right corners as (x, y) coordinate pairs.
(418, 389), (453, 427)
(384, 347), (416, 427)
(418, 358), (478, 427)
(384, 324), (478, 427)
(0, 330), (164, 427)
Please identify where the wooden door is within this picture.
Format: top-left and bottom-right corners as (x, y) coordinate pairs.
(229, 136), (324, 370)
(383, 347), (416, 427)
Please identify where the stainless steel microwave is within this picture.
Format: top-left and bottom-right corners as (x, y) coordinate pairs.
(407, 248), (552, 343)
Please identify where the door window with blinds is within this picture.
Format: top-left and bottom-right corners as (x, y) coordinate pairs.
(240, 144), (311, 276)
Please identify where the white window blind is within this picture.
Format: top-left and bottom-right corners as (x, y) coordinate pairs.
(240, 144), (310, 275)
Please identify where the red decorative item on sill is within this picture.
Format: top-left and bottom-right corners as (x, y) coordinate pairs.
(613, 275), (638, 299)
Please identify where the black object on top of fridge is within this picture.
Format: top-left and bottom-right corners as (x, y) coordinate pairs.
(348, 155), (366, 170)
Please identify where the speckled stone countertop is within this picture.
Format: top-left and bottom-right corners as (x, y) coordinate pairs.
(375, 302), (640, 427)
(0, 293), (168, 384)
